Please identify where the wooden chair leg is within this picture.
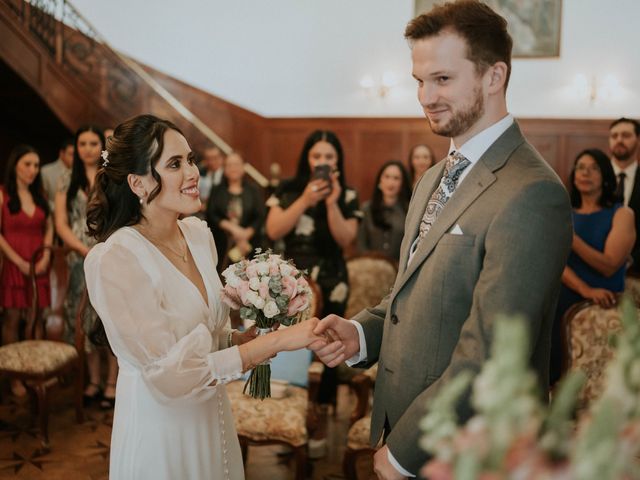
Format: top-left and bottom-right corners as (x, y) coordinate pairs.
(34, 383), (50, 448)
(343, 448), (358, 480)
(293, 445), (307, 480)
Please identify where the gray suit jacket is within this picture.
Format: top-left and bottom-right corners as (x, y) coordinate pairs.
(351, 122), (573, 474)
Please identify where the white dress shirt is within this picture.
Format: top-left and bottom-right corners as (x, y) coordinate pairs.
(345, 113), (514, 477)
(611, 160), (637, 207)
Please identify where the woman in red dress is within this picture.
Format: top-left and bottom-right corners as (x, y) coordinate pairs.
(0, 145), (53, 396)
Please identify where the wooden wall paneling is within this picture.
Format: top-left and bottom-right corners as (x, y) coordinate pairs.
(357, 129), (404, 202)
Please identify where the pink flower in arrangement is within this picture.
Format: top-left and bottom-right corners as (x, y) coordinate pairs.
(421, 461), (453, 480)
(245, 263), (258, 279)
(221, 285), (241, 309)
(287, 294), (309, 316)
(236, 280), (252, 306)
(269, 262), (280, 277)
(281, 275), (298, 299)
(258, 282), (270, 300)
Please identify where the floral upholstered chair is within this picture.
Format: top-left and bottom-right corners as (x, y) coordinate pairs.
(0, 247), (84, 448)
(623, 276), (640, 307)
(344, 252), (398, 319)
(227, 279), (323, 480)
(561, 296), (634, 411)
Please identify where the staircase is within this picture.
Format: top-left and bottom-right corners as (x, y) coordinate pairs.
(0, 0), (267, 185)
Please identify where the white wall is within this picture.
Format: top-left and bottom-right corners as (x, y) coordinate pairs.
(71, 0), (640, 118)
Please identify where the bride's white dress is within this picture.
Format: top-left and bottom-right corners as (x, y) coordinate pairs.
(85, 217), (244, 480)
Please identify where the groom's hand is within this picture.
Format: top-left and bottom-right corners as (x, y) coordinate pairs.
(309, 314), (360, 367)
(374, 446), (407, 480)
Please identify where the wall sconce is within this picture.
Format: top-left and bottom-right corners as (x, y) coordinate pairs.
(573, 73), (621, 105)
(360, 71), (398, 98)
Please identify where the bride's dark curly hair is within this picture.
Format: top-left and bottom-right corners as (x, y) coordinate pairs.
(86, 114), (184, 242)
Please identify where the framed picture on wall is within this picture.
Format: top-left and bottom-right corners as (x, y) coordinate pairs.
(413, 0), (562, 58)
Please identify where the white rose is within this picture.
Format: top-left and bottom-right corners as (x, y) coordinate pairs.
(249, 277), (260, 291)
(329, 282), (349, 303)
(279, 263), (294, 277)
(256, 261), (269, 276)
(263, 300), (280, 318)
(226, 272), (241, 288)
(244, 290), (259, 306)
(252, 296), (266, 310)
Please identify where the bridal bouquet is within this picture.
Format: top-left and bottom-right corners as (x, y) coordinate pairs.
(220, 249), (312, 399)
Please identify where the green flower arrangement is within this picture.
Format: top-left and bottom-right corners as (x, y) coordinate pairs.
(420, 297), (640, 480)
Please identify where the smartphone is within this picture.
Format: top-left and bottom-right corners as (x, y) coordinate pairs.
(311, 164), (332, 182)
(311, 164), (333, 194)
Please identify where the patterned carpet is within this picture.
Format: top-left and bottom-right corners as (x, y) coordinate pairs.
(0, 382), (374, 479)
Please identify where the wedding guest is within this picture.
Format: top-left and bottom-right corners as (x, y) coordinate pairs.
(205, 152), (265, 271)
(84, 114), (325, 479)
(41, 138), (74, 208)
(608, 118), (640, 273)
(55, 125), (117, 408)
(357, 160), (411, 261)
(265, 129), (361, 453)
(408, 143), (435, 188)
(550, 148), (635, 385)
(199, 144), (225, 206)
(0, 145), (53, 397)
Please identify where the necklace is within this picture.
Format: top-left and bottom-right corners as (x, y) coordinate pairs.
(136, 227), (188, 263)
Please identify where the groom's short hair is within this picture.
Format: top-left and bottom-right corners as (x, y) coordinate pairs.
(405, 0), (513, 90)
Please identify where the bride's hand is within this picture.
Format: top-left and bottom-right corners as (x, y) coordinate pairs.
(276, 318), (327, 352)
(233, 325), (258, 346)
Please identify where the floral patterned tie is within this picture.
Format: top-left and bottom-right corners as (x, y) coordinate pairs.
(418, 151), (471, 240)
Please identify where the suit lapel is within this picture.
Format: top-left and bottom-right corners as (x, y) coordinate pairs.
(392, 122), (526, 297)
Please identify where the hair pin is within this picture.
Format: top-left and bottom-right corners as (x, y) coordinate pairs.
(101, 150), (109, 167)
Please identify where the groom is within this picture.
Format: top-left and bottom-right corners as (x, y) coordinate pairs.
(311, 1), (572, 478)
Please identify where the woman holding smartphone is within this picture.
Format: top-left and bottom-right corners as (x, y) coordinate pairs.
(265, 130), (361, 451)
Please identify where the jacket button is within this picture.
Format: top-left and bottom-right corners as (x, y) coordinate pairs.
(390, 314), (399, 325)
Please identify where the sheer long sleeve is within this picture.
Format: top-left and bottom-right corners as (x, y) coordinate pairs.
(84, 240), (243, 405)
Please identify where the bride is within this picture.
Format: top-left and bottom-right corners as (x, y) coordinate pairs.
(84, 114), (327, 479)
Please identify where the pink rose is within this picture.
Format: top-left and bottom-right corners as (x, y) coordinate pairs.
(246, 263), (258, 278)
(297, 277), (309, 289)
(269, 263), (280, 276)
(236, 280), (252, 306)
(258, 282), (270, 300)
(221, 285), (241, 309)
(282, 275), (298, 299)
(287, 294), (309, 316)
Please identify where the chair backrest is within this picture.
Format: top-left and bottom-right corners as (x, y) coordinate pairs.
(344, 252), (398, 319)
(25, 245), (54, 339)
(624, 276), (640, 307)
(561, 298), (628, 409)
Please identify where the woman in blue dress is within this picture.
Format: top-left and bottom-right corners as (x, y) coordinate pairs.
(550, 148), (635, 385)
